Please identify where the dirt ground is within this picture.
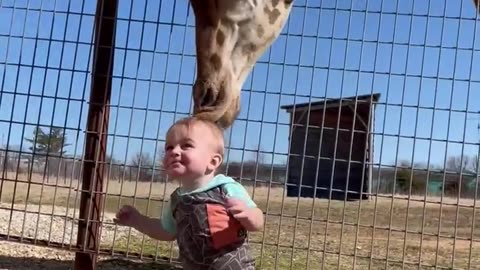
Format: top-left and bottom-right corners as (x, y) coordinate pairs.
(1, 175), (480, 269)
(0, 241), (180, 270)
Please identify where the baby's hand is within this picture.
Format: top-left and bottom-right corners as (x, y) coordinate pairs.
(225, 197), (265, 232)
(114, 205), (141, 227)
(225, 197), (250, 220)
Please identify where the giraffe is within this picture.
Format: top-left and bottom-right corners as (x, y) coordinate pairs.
(188, 0), (294, 129)
(188, 0), (480, 130)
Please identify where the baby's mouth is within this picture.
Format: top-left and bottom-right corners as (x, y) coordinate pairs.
(170, 160), (182, 167)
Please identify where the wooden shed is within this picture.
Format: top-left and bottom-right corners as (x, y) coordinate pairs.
(281, 93), (380, 201)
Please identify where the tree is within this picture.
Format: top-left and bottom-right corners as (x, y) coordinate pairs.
(0, 144), (28, 173)
(395, 159), (425, 194)
(47, 127), (70, 156)
(24, 126), (70, 177)
(25, 127), (48, 157)
(470, 155), (479, 173)
(131, 152), (153, 167)
(25, 127), (69, 156)
(251, 144), (266, 165)
(129, 151), (154, 181)
(155, 142), (165, 169)
(446, 155), (471, 173)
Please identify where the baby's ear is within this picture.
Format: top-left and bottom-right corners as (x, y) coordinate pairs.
(209, 153), (223, 169)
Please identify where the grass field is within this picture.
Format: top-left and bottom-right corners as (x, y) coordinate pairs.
(1, 172), (480, 269)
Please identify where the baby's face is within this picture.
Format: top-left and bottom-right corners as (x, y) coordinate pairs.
(163, 123), (218, 181)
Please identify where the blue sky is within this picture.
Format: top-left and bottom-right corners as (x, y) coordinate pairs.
(0, 0), (479, 169)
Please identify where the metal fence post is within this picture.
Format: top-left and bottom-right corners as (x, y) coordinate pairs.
(74, 0), (118, 269)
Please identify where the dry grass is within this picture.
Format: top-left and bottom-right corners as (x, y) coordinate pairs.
(1, 172), (480, 269)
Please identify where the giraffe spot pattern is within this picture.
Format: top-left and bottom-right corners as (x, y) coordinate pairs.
(210, 54), (222, 71)
(263, 6), (281, 24)
(256, 25), (265, 38)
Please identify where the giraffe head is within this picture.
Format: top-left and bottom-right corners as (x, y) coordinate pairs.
(189, 0), (293, 129)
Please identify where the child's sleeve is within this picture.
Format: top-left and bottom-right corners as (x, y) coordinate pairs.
(223, 181), (257, 208)
(160, 200), (176, 235)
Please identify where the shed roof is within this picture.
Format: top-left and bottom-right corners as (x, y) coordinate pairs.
(281, 93), (381, 113)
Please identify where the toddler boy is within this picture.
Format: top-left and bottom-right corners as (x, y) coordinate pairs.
(114, 116), (264, 269)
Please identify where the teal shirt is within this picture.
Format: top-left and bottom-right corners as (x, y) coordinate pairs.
(160, 174), (257, 235)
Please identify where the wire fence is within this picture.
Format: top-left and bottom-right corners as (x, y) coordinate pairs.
(1, 0), (480, 269)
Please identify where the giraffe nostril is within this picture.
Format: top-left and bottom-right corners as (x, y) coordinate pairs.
(201, 87), (217, 107)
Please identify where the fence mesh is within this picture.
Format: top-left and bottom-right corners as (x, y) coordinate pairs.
(1, 0), (480, 269)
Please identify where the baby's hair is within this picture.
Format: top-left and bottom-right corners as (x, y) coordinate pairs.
(166, 116), (225, 156)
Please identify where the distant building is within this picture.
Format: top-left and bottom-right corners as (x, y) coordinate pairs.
(281, 93), (380, 201)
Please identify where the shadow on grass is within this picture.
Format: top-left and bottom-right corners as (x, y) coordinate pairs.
(0, 255), (182, 270)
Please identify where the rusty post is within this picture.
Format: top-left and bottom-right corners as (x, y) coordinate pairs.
(74, 0), (118, 269)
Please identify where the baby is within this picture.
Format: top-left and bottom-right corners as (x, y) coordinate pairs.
(114, 116), (264, 269)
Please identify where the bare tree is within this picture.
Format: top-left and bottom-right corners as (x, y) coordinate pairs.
(413, 162), (428, 169)
(251, 144), (266, 165)
(446, 155), (471, 173)
(471, 154), (479, 173)
(155, 142), (165, 169)
(130, 152), (154, 182)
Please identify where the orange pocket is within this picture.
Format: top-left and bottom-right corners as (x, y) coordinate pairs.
(206, 203), (245, 250)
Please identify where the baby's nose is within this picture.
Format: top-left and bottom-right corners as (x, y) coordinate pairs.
(170, 146), (181, 155)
